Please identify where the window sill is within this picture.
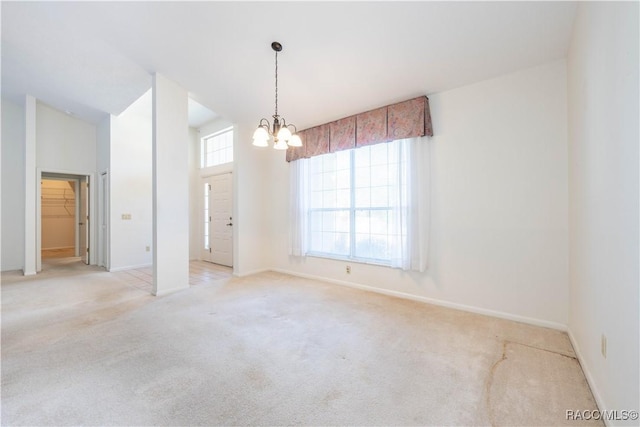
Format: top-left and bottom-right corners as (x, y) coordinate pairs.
(305, 252), (392, 268)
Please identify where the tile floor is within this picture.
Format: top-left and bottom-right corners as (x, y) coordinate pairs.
(41, 248), (76, 259)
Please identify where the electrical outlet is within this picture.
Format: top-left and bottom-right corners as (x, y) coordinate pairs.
(121, 213), (132, 220)
(145, 246), (150, 252)
(346, 265), (351, 274)
(601, 334), (607, 358)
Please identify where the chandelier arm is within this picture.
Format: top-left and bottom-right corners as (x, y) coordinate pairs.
(258, 118), (271, 129)
(286, 123), (298, 134)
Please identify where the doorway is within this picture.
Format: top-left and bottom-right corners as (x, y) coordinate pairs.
(201, 173), (233, 267)
(39, 172), (90, 269)
(40, 178), (76, 259)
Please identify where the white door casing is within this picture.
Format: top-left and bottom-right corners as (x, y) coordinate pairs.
(79, 177), (89, 264)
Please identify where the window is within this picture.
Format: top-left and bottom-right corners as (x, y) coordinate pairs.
(291, 136), (428, 271)
(203, 182), (210, 250)
(201, 127), (233, 168)
(306, 141), (406, 264)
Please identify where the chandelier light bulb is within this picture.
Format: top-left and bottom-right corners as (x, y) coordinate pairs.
(273, 139), (289, 150)
(288, 134), (302, 147)
(252, 138), (269, 148)
(277, 126), (292, 142)
(252, 127), (269, 147)
(253, 126), (268, 140)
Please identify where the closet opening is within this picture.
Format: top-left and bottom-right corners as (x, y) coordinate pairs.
(39, 172), (90, 270)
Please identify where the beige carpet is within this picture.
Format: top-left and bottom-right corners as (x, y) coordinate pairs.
(1, 262), (601, 426)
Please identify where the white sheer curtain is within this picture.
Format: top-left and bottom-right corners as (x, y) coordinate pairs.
(289, 158), (309, 256)
(389, 137), (429, 272)
(289, 137), (429, 271)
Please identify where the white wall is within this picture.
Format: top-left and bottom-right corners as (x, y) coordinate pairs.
(268, 60), (569, 328)
(1, 99), (26, 271)
(97, 115), (110, 174)
(151, 74), (189, 295)
(188, 127), (200, 260)
(25, 96), (37, 274)
(109, 90), (153, 271)
(232, 122), (271, 275)
(36, 102), (96, 173)
(198, 119), (233, 142)
(567, 2), (639, 422)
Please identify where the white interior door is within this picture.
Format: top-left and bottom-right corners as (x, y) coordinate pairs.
(79, 176), (89, 264)
(201, 173), (233, 266)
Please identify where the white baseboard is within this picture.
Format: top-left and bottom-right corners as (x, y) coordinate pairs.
(567, 330), (608, 424)
(153, 284), (189, 296)
(233, 268), (270, 278)
(270, 268), (568, 332)
(108, 263), (152, 272)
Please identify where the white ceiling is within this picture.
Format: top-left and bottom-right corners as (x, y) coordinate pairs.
(1, 2), (577, 129)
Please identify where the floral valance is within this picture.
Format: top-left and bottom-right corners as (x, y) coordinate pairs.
(287, 96), (433, 162)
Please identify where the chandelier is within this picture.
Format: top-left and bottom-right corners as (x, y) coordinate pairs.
(252, 41), (302, 150)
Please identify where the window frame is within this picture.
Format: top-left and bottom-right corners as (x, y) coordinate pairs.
(201, 126), (234, 168)
(305, 143), (401, 266)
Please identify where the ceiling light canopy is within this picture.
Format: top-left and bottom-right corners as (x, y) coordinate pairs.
(252, 42), (302, 150)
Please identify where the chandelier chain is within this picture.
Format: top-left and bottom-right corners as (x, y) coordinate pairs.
(274, 49), (278, 117)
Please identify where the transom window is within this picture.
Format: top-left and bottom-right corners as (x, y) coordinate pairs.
(201, 127), (233, 168)
(307, 141), (405, 264)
